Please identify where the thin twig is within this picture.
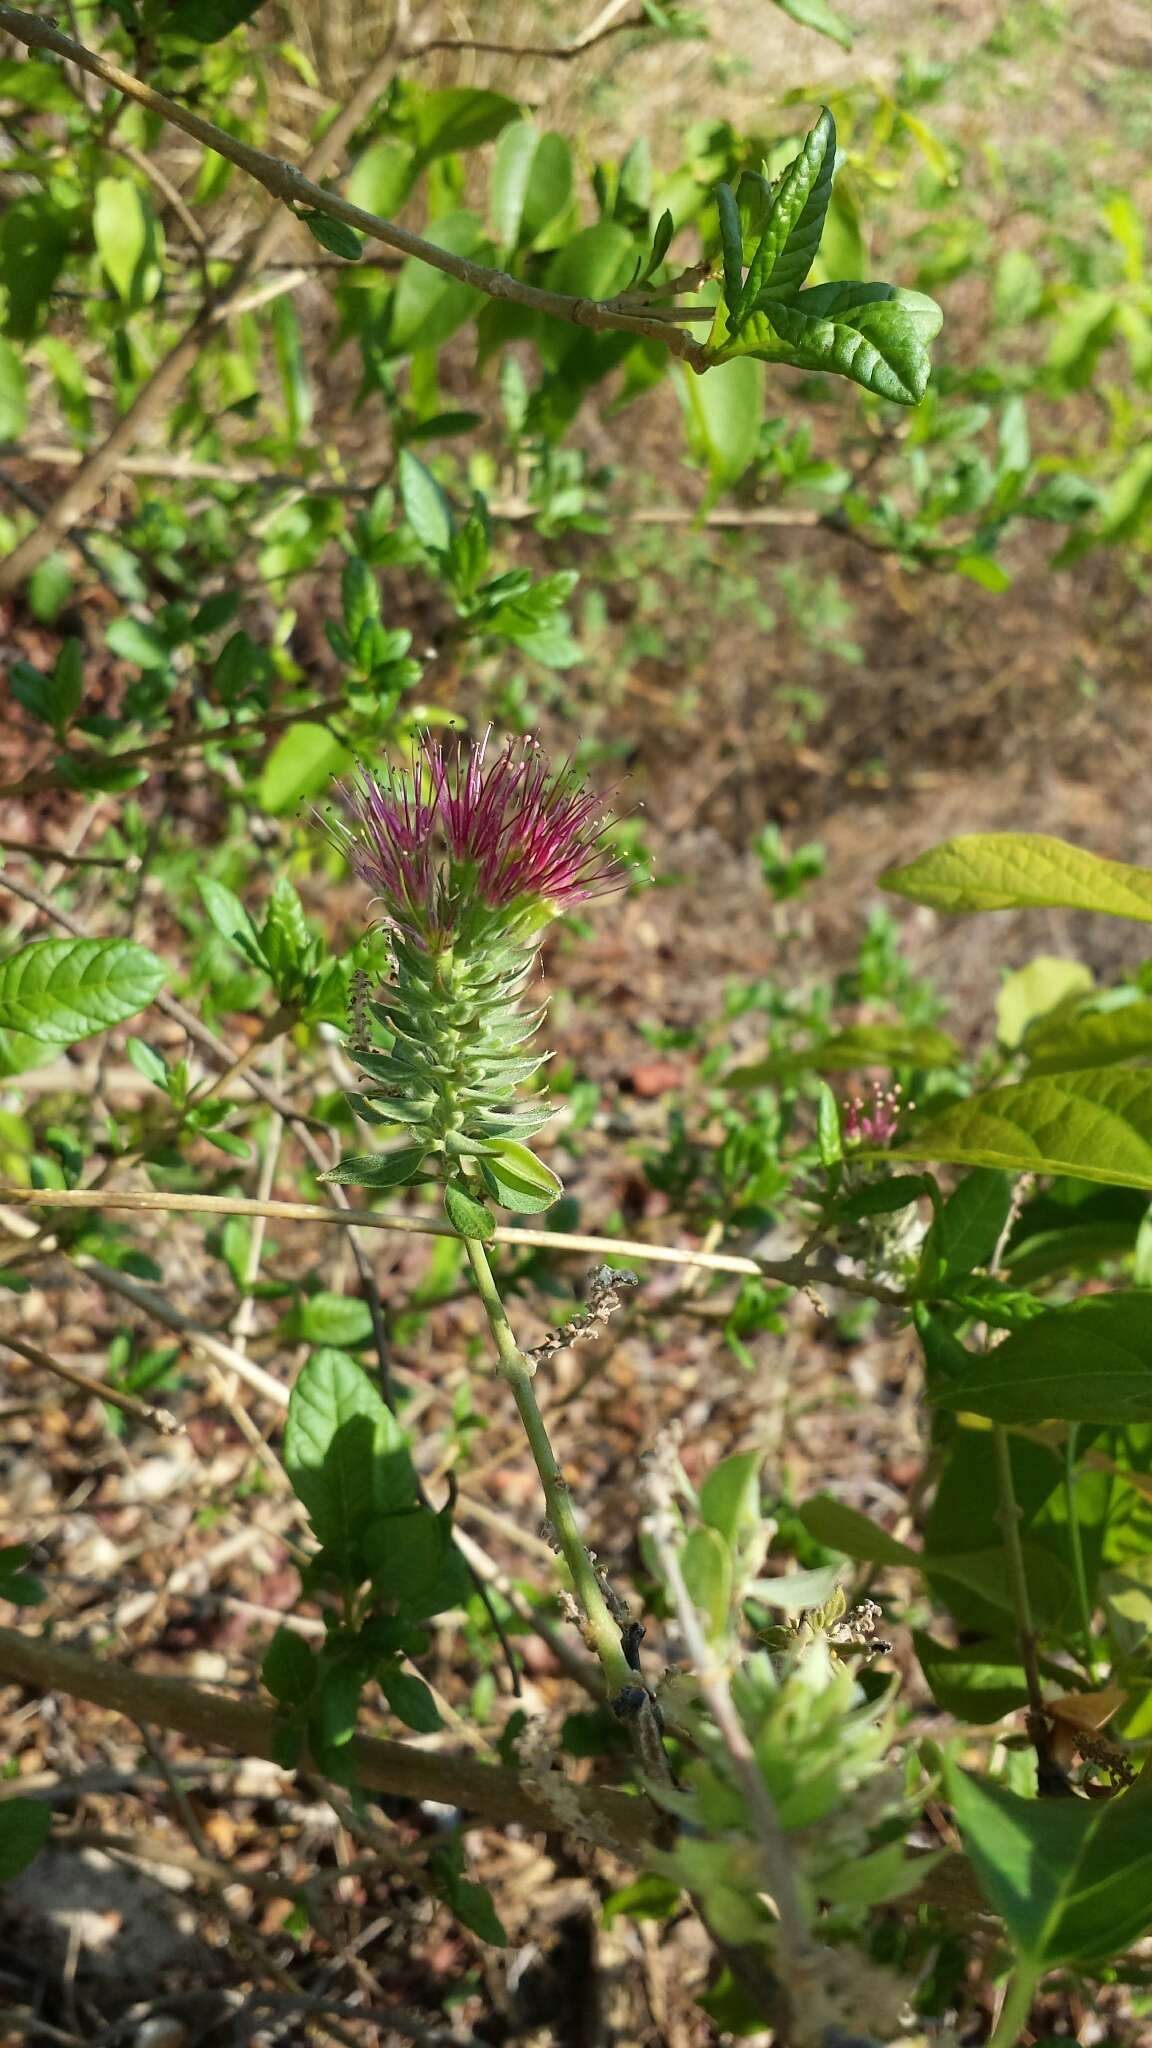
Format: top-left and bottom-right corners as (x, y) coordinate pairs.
(0, 1330), (181, 1434)
(0, 1182), (909, 1302)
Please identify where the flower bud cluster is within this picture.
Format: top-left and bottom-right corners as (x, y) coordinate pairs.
(320, 731), (627, 1223)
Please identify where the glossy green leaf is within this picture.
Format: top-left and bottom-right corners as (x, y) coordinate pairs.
(283, 1347), (417, 1546)
(723, 281), (943, 405)
(683, 356), (764, 488)
(714, 182), (744, 313)
(734, 108), (836, 320)
(479, 1139), (562, 1213)
(489, 122), (571, 248)
(398, 447), (453, 553)
(300, 211), (362, 261)
(946, 1766), (1152, 1966)
(0, 1797), (51, 1880)
(769, 0), (853, 47)
(258, 722), (351, 814)
(414, 88), (520, 160)
(896, 1070), (1152, 1192)
(93, 177), (163, 305)
(913, 1633), (1031, 1722)
(882, 833), (1152, 922)
(921, 1169), (1013, 1282)
(0, 938), (166, 1044)
(932, 1294), (1152, 1425)
(390, 212), (487, 353)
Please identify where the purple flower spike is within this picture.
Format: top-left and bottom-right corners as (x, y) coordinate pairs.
(326, 730), (628, 944)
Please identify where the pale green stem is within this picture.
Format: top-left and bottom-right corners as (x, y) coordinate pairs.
(1065, 1424), (1098, 1682)
(993, 1425), (1045, 1721)
(988, 1962), (1040, 2048)
(462, 1234), (634, 1698)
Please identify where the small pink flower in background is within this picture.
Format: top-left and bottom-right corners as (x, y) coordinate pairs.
(325, 728), (627, 944)
(843, 1081), (912, 1147)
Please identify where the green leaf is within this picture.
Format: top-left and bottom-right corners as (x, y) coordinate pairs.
(0, 1797), (51, 1880)
(282, 1348), (418, 1545)
(398, 448), (453, 553)
(317, 1662), (361, 1747)
(379, 1663), (442, 1732)
(1026, 1000), (1152, 1076)
(545, 222), (636, 302)
(297, 1293), (374, 1348)
(921, 1170), (1013, 1282)
(680, 1525), (732, 1640)
(750, 1562), (844, 1613)
(816, 1080), (842, 1169)
(0, 938), (166, 1045)
(683, 356), (764, 488)
(699, 1451), (763, 1550)
(932, 1294), (1152, 1425)
(346, 140), (415, 217)
(262, 1626), (318, 1706)
(769, 0), (853, 47)
(321, 1148), (430, 1189)
(0, 338), (27, 439)
(945, 1766), (1152, 1967)
(443, 1178), (495, 1241)
(364, 1508), (469, 1618)
(165, 0), (264, 39)
(479, 1139), (562, 1214)
(896, 1070), (1152, 1193)
(724, 281), (943, 405)
(389, 211), (488, 353)
(996, 956), (1095, 1050)
(93, 177), (163, 306)
(913, 1633), (1031, 1723)
(797, 1495), (916, 1566)
(300, 211), (363, 261)
(726, 1021), (960, 1086)
(489, 122), (572, 249)
(258, 723), (352, 814)
(197, 878), (260, 958)
(413, 88), (520, 162)
(882, 833), (1152, 922)
(733, 108), (836, 321)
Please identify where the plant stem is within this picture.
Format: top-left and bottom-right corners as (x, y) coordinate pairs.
(988, 1962), (1040, 2048)
(993, 1425), (1043, 1718)
(1064, 1424), (1098, 1682)
(462, 1234), (635, 1698)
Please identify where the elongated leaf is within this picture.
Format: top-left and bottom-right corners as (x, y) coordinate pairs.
(996, 956), (1095, 1050)
(770, 0), (853, 47)
(389, 211), (487, 353)
(933, 1294), (1152, 1425)
(479, 1139), (562, 1214)
(724, 281), (942, 405)
(398, 448), (453, 553)
(734, 109), (836, 323)
(0, 338), (27, 439)
(321, 1148), (429, 1189)
(258, 722), (351, 814)
(946, 1766), (1152, 1967)
(683, 356), (764, 487)
(1026, 1000), (1152, 1075)
(0, 938), (166, 1044)
(921, 1169), (1013, 1282)
(727, 1021), (959, 1086)
(897, 1070), (1152, 1192)
(283, 1348), (417, 1545)
(489, 123), (571, 249)
(882, 833), (1152, 922)
(413, 88), (520, 163)
(797, 1495), (916, 1566)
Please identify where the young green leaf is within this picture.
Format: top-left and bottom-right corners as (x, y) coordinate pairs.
(714, 182), (744, 314)
(299, 210), (363, 261)
(258, 723), (351, 815)
(379, 1663), (443, 1732)
(443, 1178), (496, 1241)
(725, 282), (944, 405)
(321, 1148), (430, 1189)
(732, 108), (836, 326)
(0, 938), (166, 1044)
(479, 1139), (562, 1214)
(769, 0), (853, 49)
(882, 833), (1152, 922)
(398, 448), (454, 554)
(282, 1348), (418, 1545)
